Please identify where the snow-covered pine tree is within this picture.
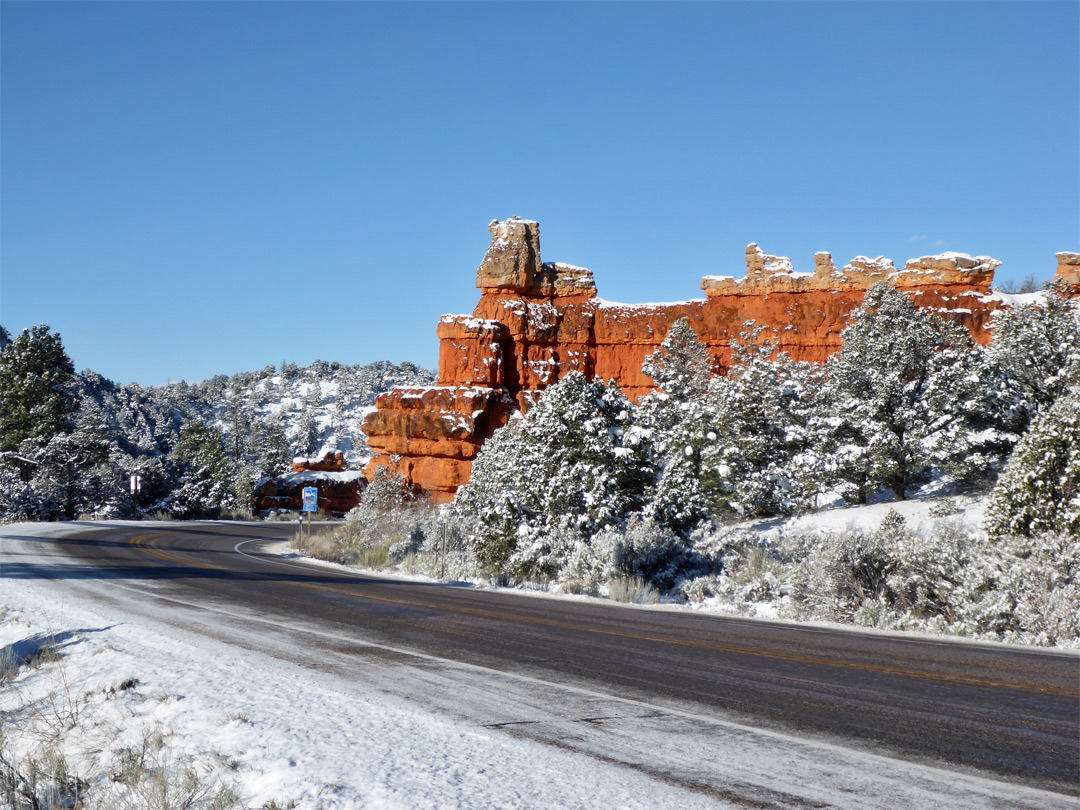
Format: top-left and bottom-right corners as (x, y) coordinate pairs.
(294, 383), (322, 457)
(29, 405), (119, 520)
(456, 372), (654, 579)
(641, 318), (710, 415)
(984, 385), (1080, 538)
(639, 319), (717, 535)
(0, 325), (79, 455)
(333, 466), (429, 559)
(986, 279), (1080, 426)
(250, 414), (292, 477)
(642, 319), (829, 526)
(224, 378), (254, 460)
(825, 283), (988, 501)
(165, 422), (236, 517)
(692, 324), (826, 518)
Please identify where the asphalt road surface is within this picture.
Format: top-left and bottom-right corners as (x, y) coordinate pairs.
(5, 520), (1078, 800)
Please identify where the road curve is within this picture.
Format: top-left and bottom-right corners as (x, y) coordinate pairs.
(4, 520), (1078, 798)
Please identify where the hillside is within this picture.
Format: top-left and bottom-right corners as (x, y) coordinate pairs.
(80, 359), (434, 466)
(0, 328), (433, 521)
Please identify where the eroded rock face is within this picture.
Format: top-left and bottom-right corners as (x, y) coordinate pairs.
(476, 217), (596, 299)
(292, 450), (347, 473)
(700, 247), (1000, 295)
(1057, 252), (1080, 288)
(363, 218), (1073, 501)
(251, 470), (366, 516)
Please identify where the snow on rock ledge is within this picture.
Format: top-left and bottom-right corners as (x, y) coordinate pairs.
(701, 246), (1000, 296)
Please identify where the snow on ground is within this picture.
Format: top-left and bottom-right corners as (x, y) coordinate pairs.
(748, 490), (987, 539)
(2, 522), (1075, 810)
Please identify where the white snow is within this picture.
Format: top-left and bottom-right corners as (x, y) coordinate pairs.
(984, 289), (1048, 308)
(593, 297), (706, 309)
(439, 315), (504, 332)
(844, 256), (896, 273)
(277, 469), (367, 485)
(750, 492), (988, 539)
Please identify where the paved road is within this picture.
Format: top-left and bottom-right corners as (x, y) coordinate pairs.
(5, 520), (1078, 798)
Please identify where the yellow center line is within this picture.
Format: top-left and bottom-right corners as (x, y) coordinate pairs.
(126, 530), (1080, 699)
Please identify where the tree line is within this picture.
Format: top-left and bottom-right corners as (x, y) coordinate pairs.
(0, 325), (432, 521)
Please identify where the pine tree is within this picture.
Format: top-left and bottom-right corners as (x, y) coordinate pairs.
(2, 403), (120, 521)
(639, 319), (716, 533)
(224, 378), (254, 464)
(251, 415), (292, 477)
(0, 325), (78, 454)
(31, 406), (117, 520)
(456, 372), (654, 578)
(986, 279), (1080, 425)
(984, 386), (1080, 538)
(295, 384), (322, 456)
(702, 338), (825, 518)
(166, 422), (235, 516)
(642, 318), (711, 405)
(825, 283), (987, 501)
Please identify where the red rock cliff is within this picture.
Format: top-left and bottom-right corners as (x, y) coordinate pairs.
(363, 218), (1074, 501)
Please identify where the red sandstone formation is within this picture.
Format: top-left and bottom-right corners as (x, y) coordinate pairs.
(1057, 252), (1080, 288)
(363, 217), (1077, 502)
(292, 450), (347, 473)
(251, 470), (366, 516)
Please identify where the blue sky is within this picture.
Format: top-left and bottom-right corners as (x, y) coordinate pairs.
(2, 1), (1077, 385)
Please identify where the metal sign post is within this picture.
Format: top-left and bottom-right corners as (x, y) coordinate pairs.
(130, 474), (143, 520)
(440, 524), (447, 580)
(302, 486), (318, 545)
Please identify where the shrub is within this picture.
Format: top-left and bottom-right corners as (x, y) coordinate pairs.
(607, 577), (660, 605)
(313, 468), (431, 566)
(609, 516), (708, 591)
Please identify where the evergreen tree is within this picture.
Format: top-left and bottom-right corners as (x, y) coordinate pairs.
(336, 466), (428, 556)
(31, 406), (117, 520)
(166, 422), (235, 516)
(986, 279), (1080, 425)
(251, 415), (292, 477)
(5, 405), (119, 521)
(295, 384), (322, 456)
(825, 283), (988, 501)
(984, 386), (1080, 538)
(456, 372), (654, 578)
(0, 325), (78, 454)
(701, 329), (826, 517)
(639, 319), (716, 534)
(641, 320), (829, 527)
(0, 459), (35, 519)
(641, 318), (711, 406)
(224, 378), (254, 463)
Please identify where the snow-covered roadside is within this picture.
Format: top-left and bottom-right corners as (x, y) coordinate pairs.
(1, 530), (726, 810)
(287, 492), (1079, 649)
(2, 523), (1075, 810)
